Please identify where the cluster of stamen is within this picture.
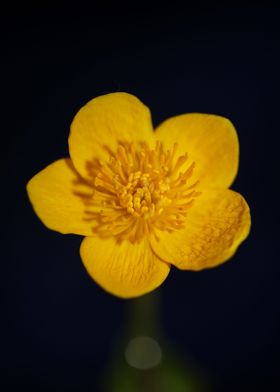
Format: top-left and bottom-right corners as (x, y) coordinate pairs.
(83, 141), (201, 243)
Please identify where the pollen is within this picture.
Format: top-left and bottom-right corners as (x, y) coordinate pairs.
(84, 141), (201, 243)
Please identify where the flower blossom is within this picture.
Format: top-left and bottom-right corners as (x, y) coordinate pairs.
(27, 93), (251, 298)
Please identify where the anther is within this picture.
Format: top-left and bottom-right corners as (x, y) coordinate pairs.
(85, 141), (200, 243)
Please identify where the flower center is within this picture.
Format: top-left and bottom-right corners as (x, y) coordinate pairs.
(84, 141), (200, 243)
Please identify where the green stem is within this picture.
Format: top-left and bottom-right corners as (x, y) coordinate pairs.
(128, 290), (161, 338)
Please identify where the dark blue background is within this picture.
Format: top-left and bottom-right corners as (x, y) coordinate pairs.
(3, 2), (280, 391)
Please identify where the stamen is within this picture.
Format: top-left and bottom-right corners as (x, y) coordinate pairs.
(82, 141), (201, 243)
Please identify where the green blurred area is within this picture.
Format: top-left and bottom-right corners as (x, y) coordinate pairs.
(102, 351), (208, 392)
(100, 292), (210, 392)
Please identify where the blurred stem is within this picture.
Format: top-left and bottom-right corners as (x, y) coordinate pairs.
(128, 290), (160, 338)
(104, 289), (208, 392)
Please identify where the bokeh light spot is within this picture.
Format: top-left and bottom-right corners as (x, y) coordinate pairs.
(124, 336), (162, 370)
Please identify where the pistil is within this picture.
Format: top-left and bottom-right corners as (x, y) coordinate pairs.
(83, 141), (201, 243)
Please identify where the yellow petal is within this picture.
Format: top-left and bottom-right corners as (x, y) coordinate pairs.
(155, 113), (239, 188)
(150, 189), (251, 270)
(69, 92), (155, 182)
(80, 237), (170, 298)
(27, 159), (94, 236)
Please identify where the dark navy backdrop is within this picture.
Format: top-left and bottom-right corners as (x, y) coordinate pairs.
(3, 3), (280, 391)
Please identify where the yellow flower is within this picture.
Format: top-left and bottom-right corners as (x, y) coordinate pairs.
(27, 93), (251, 298)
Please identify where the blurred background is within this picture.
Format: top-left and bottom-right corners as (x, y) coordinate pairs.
(2, 2), (280, 391)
